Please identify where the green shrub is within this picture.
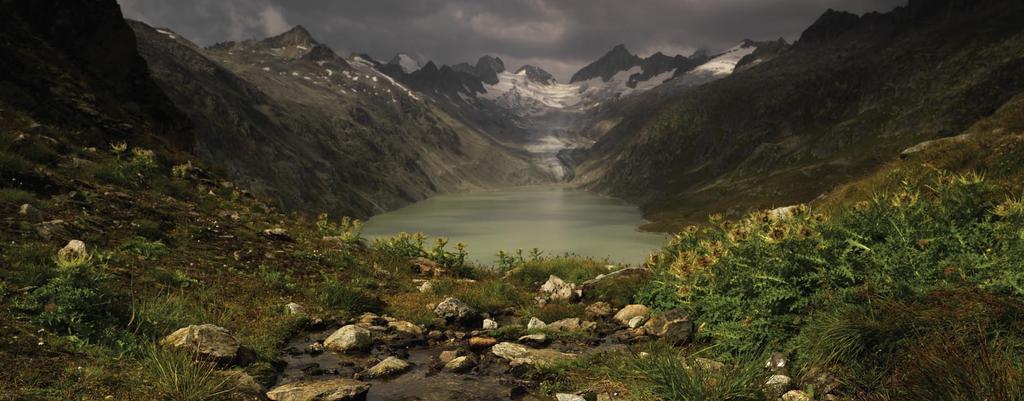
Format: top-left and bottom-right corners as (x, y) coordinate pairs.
(651, 171), (1024, 356)
(0, 150), (34, 178)
(316, 213), (363, 245)
(15, 250), (126, 341)
(144, 346), (235, 401)
(93, 144), (159, 188)
(121, 237), (169, 259)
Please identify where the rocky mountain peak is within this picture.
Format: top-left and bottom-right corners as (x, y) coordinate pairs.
(388, 53), (421, 73)
(515, 65), (556, 85)
(570, 44), (642, 83)
(475, 55), (506, 84)
(262, 25), (318, 48)
(795, 9), (862, 46)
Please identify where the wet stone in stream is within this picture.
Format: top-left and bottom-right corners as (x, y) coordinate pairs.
(278, 330), (547, 401)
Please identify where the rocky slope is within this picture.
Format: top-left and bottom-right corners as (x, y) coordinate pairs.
(129, 22), (550, 219)
(574, 0), (1024, 229)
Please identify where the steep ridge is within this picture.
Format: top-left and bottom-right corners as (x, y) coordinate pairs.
(574, 0), (1024, 229)
(0, 0), (192, 152)
(129, 22), (549, 219)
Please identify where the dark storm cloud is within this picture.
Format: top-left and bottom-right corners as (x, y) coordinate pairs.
(118, 0), (905, 81)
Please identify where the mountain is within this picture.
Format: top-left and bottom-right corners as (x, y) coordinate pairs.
(573, 0), (1024, 229)
(515, 65), (556, 85)
(0, 0), (192, 152)
(129, 22), (549, 219)
(570, 44), (642, 83)
(388, 53), (421, 73)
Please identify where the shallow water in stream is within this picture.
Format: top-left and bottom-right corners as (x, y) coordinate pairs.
(279, 330), (549, 401)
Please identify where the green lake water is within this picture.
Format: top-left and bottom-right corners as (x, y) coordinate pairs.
(362, 186), (666, 265)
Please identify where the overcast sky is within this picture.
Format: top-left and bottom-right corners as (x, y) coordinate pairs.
(118, 0), (905, 81)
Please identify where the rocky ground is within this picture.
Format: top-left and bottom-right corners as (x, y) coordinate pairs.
(153, 260), (818, 401)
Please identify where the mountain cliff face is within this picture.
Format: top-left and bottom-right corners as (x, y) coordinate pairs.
(129, 21), (548, 219)
(574, 0), (1024, 229)
(0, 0), (191, 151)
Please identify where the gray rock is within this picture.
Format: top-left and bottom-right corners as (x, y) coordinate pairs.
(443, 354), (478, 373)
(782, 390), (812, 401)
(262, 228), (292, 241)
(626, 316), (646, 329)
(224, 370), (263, 395)
(57, 240), (87, 260)
(539, 275), (579, 302)
(433, 297), (479, 325)
(765, 352), (789, 375)
(482, 318), (499, 330)
(765, 374), (792, 397)
(324, 325), (372, 353)
(613, 304), (649, 325)
(363, 356), (411, 379)
(285, 302), (305, 315)
(584, 301), (613, 319)
(517, 333), (549, 347)
(265, 378), (370, 401)
(387, 320), (423, 337)
(660, 319), (694, 345)
(527, 317), (547, 330)
(160, 324), (239, 363)
(556, 394), (586, 401)
(491, 342), (574, 367)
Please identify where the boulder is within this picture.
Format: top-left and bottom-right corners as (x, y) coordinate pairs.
(539, 275), (579, 302)
(160, 324), (240, 363)
(527, 317), (547, 330)
(324, 325), (372, 353)
(547, 318), (595, 332)
(584, 302), (613, 319)
(433, 297), (479, 325)
(266, 378), (370, 401)
(556, 394), (586, 401)
(387, 320), (423, 337)
(224, 370), (263, 395)
(613, 304), (649, 325)
(765, 374), (792, 397)
(517, 333), (549, 347)
(412, 257), (445, 276)
(627, 316), (646, 329)
(782, 390), (812, 401)
(262, 228), (293, 241)
(765, 352), (789, 375)
(418, 280), (433, 293)
(438, 350), (462, 364)
(444, 354), (478, 373)
(468, 336), (498, 350)
(660, 319), (694, 345)
(482, 318), (499, 330)
(285, 302), (305, 315)
(363, 356), (411, 379)
(642, 309), (694, 345)
(491, 342), (574, 367)
(58, 240), (87, 260)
